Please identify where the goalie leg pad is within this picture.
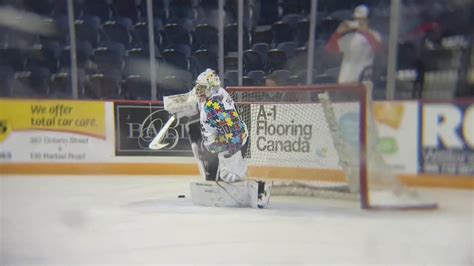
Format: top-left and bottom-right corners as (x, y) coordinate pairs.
(218, 150), (247, 182)
(190, 180), (273, 208)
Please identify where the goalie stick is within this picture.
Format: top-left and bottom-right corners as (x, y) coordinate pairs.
(148, 115), (176, 150)
(148, 89), (199, 150)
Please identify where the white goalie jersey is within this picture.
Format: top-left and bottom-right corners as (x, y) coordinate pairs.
(198, 86), (248, 182)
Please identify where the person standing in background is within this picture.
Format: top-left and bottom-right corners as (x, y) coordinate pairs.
(325, 5), (383, 83)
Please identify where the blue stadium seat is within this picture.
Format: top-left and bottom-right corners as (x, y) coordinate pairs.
(272, 21), (294, 44)
(124, 47), (151, 76)
(288, 46), (307, 72)
(167, 43), (191, 58)
(27, 41), (62, 73)
(251, 42), (270, 62)
(160, 73), (192, 97)
(93, 42), (126, 72)
(103, 19), (132, 48)
(246, 70), (266, 86)
(224, 70), (238, 87)
(295, 19), (309, 47)
(29, 67), (52, 97)
(161, 49), (189, 70)
(251, 27), (273, 45)
(167, 17), (195, 32)
(224, 24), (250, 54)
(162, 23), (191, 48)
(50, 72), (73, 98)
(193, 49), (218, 74)
(133, 20), (163, 48)
(243, 49), (264, 74)
(39, 17), (69, 45)
(148, 0), (168, 19)
(124, 75), (152, 100)
(0, 65), (15, 97)
(194, 24), (218, 51)
(75, 16), (102, 47)
(282, 14), (305, 29)
(276, 41), (298, 58)
(281, 0), (308, 16)
(85, 72), (122, 99)
(266, 49), (287, 73)
(224, 56), (238, 71)
(242, 76), (254, 86)
(269, 69), (291, 85)
(59, 41), (94, 70)
(257, 0), (279, 25)
(0, 48), (28, 71)
(223, 0), (252, 28)
(112, 0), (142, 22)
(82, 0), (113, 20)
(168, 0), (195, 20)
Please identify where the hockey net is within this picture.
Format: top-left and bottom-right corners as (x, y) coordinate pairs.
(227, 83), (437, 210)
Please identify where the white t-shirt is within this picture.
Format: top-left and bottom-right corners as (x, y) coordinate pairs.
(336, 30), (382, 83)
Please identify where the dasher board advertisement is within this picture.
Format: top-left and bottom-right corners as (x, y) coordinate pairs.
(0, 100), (107, 162)
(420, 101), (473, 175)
(114, 102), (193, 156)
(247, 102), (419, 174)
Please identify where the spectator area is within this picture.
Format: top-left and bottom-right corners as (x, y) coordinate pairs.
(0, 0), (472, 100)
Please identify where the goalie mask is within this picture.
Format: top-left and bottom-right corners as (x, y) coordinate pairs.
(195, 69), (220, 98)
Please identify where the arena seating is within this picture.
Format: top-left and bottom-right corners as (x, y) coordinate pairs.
(0, 0), (470, 99)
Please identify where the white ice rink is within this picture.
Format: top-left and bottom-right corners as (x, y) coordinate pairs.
(1, 175), (473, 265)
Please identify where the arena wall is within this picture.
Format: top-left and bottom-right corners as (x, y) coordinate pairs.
(0, 98), (472, 189)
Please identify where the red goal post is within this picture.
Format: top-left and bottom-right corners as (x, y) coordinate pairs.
(226, 83), (437, 210)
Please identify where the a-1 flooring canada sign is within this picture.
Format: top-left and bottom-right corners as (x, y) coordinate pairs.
(114, 102), (193, 156)
(247, 103), (357, 169)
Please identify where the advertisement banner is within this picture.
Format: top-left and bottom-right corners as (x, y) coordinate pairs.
(114, 102), (193, 156)
(372, 101), (418, 174)
(247, 103), (356, 169)
(246, 102), (419, 174)
(0, 99), (107, 162)
(420, 102), (473, 175)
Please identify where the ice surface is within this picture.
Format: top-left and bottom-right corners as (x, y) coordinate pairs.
(1, 176), (473, 265)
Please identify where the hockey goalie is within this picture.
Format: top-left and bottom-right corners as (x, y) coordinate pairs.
(149, 69), (272, 208)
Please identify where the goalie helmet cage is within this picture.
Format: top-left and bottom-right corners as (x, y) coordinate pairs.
(227, 83), (437, 210)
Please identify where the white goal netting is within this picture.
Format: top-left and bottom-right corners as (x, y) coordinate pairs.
(228, 84), (437, 210)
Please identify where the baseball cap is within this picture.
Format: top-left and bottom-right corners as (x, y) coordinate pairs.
(353, 5), (369, 19)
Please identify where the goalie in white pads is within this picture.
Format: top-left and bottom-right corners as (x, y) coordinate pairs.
(190, 69), (272, 208)
(150, 69), (272, 208)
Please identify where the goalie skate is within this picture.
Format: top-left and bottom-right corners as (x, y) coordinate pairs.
(249, 180), (273, 209)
